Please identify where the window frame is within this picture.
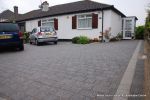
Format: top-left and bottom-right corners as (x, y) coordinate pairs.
(77, 14), (92, 30)
(125, 20), (132, 30)
(41, 18), (54, 28)
(125, 31), (132, 37)
(31, 28), (37, 34)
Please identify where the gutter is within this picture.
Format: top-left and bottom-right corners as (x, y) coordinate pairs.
(102, 9), (104, 42)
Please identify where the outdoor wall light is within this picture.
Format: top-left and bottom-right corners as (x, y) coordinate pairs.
(99, 17), (102, 19)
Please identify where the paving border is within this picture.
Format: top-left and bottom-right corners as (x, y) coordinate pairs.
(144, 40), (150, 100)
(128, 41), (144, 100)
(113, 40), (142, 100)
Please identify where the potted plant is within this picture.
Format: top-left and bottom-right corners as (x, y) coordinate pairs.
(103, 29), (111, 42)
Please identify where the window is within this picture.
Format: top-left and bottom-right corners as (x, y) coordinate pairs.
(41, 27), (54, 32)
(41, 19), (54, 28)
(32, 28), (37, 33)
(125, 20), (132, 30)
(77, 14), (92, 29)
(0, 23), (19, 32)
(0, 18), (8, 22)
(125, 31), (131, 37)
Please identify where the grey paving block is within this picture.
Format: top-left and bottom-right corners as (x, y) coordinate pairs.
(0, 40), (142, 100)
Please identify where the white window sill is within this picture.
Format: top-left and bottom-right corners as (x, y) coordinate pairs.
(77, 28), (92, 30)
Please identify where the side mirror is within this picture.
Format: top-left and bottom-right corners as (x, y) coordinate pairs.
(29, 32), (33, 34)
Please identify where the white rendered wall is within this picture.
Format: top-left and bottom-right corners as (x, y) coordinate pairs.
(25, 10), (122, 39)
(57, 11), (102, 39)
(110, 10), (122, 37)
(103, 10), (111, 34)
(26, 20), (38, 32)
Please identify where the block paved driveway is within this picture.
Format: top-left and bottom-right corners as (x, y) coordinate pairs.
(0, 40), (140, 100)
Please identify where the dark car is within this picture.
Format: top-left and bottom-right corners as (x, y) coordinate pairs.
(0, 22), (24, 50)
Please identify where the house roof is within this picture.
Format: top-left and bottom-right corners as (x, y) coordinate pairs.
(124, 16), (138, 20)
(0, 9), (23, 22)
(17, 0), (126, 22)
(0, 10), (14, 20)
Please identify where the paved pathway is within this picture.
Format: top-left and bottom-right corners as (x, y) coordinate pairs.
(128, 41), (144, 100)
(0, 40), (141, 100)
(113, 40), (142, 100)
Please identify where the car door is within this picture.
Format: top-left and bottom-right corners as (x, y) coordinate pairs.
(30, 28), (37, 42)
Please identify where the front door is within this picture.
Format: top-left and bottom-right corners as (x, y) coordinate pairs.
(123, 31), (132, 39)
(123, 19), (133, 39)
(18, 22), (26, 33)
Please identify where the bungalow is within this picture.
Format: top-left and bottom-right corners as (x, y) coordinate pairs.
(0, 0), (137, 40)
(0, 10), (15, 22)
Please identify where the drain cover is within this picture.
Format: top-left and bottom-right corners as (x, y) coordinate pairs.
(141, 55), (147, 59)
(138, 53), (148, 60)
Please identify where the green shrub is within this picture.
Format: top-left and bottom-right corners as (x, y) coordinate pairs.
(117, 33), (123, 39)
(23, 32), (30, 43)
(109, 33), (123, 42)
(72, 36), (80, 44)
(135, 26), (145, 39)
(110, 37), (118, 42)
(72, 36), (90, 44)
(77, 36), (90, 44)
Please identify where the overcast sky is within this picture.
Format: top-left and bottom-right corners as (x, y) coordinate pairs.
(0, 0), (149, 26)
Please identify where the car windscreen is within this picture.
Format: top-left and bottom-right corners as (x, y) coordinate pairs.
(40, 27), (54, 32)
(0, 23), (19, 32)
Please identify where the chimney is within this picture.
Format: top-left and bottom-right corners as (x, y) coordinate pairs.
(41, 1), (49, 11)
(14, 6), (18, 15)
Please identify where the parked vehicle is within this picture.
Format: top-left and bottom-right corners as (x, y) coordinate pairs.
(29, 27), (58, 45)
(0, 22), (24, 50)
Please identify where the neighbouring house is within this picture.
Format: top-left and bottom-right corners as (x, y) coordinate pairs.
(0, 0), (137, 40)
(0, 10), (14, 22)
(0, 6), (24, 31)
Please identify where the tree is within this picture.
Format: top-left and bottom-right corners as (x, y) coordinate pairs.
(135, 26), (145, 39)
(145, 4), (150, 40)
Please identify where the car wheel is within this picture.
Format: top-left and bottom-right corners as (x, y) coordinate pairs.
(29, 39), (32, 44)
(19, 45), (24, 51)
(54, 41), (57, 44)
(35, 39), (39, 46)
